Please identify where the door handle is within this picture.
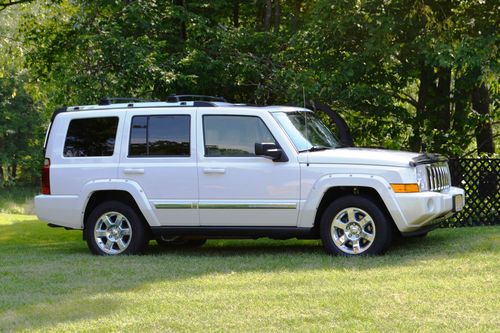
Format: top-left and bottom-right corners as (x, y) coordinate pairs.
(203, 168), (226, 174)
(123, 168), (145, 175)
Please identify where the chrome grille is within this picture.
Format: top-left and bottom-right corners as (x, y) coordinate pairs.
(426, 163), (451, 192)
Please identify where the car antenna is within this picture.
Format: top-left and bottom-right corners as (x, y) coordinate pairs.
(302, 86), (306, 108)
(303, 86), (309, 142)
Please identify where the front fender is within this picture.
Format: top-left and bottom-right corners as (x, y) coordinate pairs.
(78, 179), (160, 228)
(297, 174), (407, 230)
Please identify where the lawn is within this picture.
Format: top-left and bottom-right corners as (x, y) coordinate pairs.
(0, 187), (37, 215)
(0, 213), (498, 332)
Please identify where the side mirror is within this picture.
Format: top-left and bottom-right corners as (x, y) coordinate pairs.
(255, 142), (288, 162)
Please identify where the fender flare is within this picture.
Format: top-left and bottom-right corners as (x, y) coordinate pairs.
(77, 179), (160, 228)
(297, 173), (408, 230)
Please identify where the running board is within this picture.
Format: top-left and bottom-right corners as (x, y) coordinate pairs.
(150, 226), (316, 240)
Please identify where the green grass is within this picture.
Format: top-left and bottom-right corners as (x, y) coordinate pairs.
(0, 187), (38, 214)
(0, 214), (498, 332)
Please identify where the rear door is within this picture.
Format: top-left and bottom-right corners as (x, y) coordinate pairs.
(119, 108), (199, 226)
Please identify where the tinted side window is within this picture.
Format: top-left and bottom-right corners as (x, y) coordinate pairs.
(129, 116), (147, 156)
(129, 115), (190, 157)
(203, 115), (276, 157)
(64, 117), (118, 157)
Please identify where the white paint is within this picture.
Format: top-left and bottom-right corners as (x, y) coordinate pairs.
(36, 102), (465, 234)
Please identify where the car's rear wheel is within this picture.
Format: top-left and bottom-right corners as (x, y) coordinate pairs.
(156, 236), (207, 248)
(320, 195), (393, 256)
(85, 201), (148, 255)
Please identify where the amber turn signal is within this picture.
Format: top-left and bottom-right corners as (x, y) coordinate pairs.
(390, 183), (420, 193)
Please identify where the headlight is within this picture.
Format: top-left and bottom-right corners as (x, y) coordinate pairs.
(415, 164), (429, 191)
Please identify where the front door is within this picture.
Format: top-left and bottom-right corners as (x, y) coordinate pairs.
(197, 112), (300, 226)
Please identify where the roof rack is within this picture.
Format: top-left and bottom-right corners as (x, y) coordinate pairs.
(167, 94), (227, 103)
(98, 97), (156, 105)
(61, 95), (232, 112)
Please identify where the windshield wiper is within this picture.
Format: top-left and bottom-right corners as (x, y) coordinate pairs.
(299, 146), (331, 153)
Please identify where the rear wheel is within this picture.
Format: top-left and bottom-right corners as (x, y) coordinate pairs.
(320, 195), (393, 256)
(156, 236), (207, 248)
(85, 201), (148, 255)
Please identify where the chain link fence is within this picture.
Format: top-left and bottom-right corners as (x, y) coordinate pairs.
(443, 158), (499, 227)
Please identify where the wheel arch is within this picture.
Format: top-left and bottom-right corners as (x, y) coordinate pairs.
(298, 174), (407, 231)
(313, 186), (396, 232)
(84, 190), (145, 226)
(79, 179), (160, 230)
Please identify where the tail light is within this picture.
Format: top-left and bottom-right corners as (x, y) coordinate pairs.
(41, 158), (51, 195)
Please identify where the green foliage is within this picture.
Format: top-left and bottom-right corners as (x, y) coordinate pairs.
(0, 0), (498, 184)
(0, 5), (44, 186)
(0, 185), (37, 213)
(290, 0), (498, 153)
(0, 75), (44, 185)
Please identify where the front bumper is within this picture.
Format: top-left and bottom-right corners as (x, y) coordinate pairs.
(394, 186), (464, 232)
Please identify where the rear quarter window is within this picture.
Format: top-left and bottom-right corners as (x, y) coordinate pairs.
(63, 117), (119, 157)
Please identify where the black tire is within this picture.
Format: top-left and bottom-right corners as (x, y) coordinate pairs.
(156, 236), (207, 248)
(85, 201), (149, 255)
(320, 195), (393, 256)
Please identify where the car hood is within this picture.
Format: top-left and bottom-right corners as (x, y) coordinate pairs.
(304, 148), (420, 167)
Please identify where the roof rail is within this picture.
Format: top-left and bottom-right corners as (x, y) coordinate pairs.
(167, 94), (227, 103)
(98, 97), (156, 105)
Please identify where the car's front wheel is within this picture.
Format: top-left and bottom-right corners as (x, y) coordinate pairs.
(320, 195), (393, 256)
(85, 201), (149, 255)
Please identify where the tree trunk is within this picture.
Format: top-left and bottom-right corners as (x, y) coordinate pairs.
(11, 163), (17, 180)
(173, 0), (187, 41)
(435, 67), (451, 130)
(232, 0), (239, 28)
(255, 0), (264, 31)
(472, 83), (495, 154)
(453, 76), (471, 136)
(273, 0), (281, 33)
(263, 0), (272, 31)
(410, 64), (433, 152)
(0, 165), (3, 183)
(291, 0), (301, 33)
(420, 66), (451, 152)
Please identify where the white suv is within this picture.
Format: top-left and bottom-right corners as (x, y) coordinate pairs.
(35, 96), (465, 256)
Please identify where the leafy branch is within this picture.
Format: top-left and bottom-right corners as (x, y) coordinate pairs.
(0, 0), (32, 12)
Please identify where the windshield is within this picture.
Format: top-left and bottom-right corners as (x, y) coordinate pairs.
(273, 111), (341, 152)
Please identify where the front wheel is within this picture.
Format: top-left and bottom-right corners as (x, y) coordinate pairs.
(85, 201), (149, 255)
(320, 196), (393, 256)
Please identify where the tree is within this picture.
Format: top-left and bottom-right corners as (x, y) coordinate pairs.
(0, 75), (43, 185)
(286, 0), (498, 154)
(5, 0), (497, 189)
(0, 0), (32, 12)
(0, 2), (44, 185)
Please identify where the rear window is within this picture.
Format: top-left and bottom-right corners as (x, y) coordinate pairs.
(63, 117), (119, 157)
(129, 115), (190, 157)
